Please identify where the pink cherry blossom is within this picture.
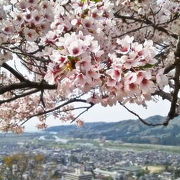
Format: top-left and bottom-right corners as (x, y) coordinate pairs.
(24, 28), (39, 42)
(116, 36), (134, 54)
(0, 0), (178, 132)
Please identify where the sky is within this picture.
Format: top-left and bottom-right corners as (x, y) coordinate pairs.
(25, 99), (171, 132)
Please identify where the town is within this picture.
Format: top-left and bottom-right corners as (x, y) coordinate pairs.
(0, 133), (180, 180)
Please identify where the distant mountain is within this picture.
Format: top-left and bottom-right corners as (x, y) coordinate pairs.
(46, 115), (180, 145)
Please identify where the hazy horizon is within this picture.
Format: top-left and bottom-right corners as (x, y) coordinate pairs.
(24, 99), (170, 132)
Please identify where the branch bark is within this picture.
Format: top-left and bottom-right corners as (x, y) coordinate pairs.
(0, 81), (56, 95)
(153, 90), (172, 102)
(2, 63), (26, 82)
(167, 36), (180, 121)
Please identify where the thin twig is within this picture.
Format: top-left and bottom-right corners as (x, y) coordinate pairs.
(70, 103), (94, 123)
(119, 102), (165, 126)
(21, 98), (91, 125)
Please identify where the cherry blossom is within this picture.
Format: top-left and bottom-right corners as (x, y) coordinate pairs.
(0, 0), (179, 132)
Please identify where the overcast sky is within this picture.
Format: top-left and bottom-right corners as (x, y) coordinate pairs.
(25, 99), (170, 132)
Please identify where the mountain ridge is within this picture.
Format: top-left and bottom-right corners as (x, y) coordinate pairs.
(46, 115), (180, 145)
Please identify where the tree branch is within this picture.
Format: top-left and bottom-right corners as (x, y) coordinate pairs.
(0, 81), (56, 95)
(114, 13), (178, 39)
(164, 64), (176, 74)
(21, 98), (92, 125)
(153, 90), (172, 102)
(70, 103), (94, 123)
(2, 63), (26, 82)
(119, 102), (165, 126)
(167, 36), (180, 120)
(0, 89), (40, 105)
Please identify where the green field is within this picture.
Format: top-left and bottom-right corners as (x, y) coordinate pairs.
(1, 133), (180, 154)
(98, 140), (180, 154)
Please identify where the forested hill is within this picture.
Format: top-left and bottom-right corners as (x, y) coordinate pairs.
(46, 115), (180, 145)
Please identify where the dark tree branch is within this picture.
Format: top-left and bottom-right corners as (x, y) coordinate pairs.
(119, 102), (165, 126)
(0, 45), (48, 63)
(40, 89), (46, 108)
(0, 81), (56, 95)
(70, 103), (94, 123)
(114, 25), (149, 38)
(21, 98), (92, 125)
(175, 36), (180, 58)
(167, 36), (180, 121)
(153, 90), (172, 102)
(2, 63), (26, 82)
(164, 64), (176, 74)
(0, 89), (40, 105)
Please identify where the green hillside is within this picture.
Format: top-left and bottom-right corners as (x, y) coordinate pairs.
(46, 115), (180, 145)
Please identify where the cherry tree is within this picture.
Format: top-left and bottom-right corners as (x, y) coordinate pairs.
(0, 0), (179, 133)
